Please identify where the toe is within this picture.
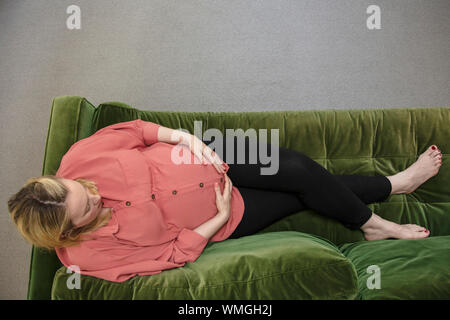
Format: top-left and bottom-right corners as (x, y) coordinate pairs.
(417, 231), (430, 239)
(406, 224), (426, 232)
(430, 150), (440, 157)
(417, 225), (428, 232)
(410, 225), (430, 238)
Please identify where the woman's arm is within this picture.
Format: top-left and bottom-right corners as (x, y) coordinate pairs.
(193, 214), (229, 240)
(157, 126), (189, 144)
(157, 125), (226, 174)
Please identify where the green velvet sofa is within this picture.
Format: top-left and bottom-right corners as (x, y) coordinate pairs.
(28, 96), (450, 300)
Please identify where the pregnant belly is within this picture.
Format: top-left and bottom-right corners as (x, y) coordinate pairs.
(141, 142), (229, 230)
(158, 183), (218, 230)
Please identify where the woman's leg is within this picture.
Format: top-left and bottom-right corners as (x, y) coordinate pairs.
(228, 187), (307, 239)
(332, 175), (392, 204)
(206, 135), (388, 229)
(204, 135), (442, 239)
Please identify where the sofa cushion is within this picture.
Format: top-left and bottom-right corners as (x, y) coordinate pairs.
(339, 235), (450, 299)
(52, 231), (358, 299)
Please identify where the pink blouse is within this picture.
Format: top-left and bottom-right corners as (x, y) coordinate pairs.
(54, 119), (245, 282)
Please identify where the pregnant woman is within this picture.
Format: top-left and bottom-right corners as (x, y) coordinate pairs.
(8, 120), (442, 282)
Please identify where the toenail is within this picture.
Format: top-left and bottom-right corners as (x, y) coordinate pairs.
(431, 146), (436, 150)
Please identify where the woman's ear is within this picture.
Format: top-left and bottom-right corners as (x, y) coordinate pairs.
(59, 230), (69, 240)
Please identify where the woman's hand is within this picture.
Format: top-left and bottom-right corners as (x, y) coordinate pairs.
(193, 176), (232, 239)
(177, 133), (226, 174)
(214, 174), (233, 221)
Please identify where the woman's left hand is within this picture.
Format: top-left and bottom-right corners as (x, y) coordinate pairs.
(177, 133), (226, 174)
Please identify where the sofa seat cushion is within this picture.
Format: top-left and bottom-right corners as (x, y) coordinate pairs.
(52, 231), (358, 299)
(339, 235), (450, 300)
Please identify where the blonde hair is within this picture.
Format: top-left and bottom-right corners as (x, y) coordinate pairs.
(8, 175), (112, 251)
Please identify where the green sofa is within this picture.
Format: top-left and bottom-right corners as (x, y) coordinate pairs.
(28, 96), (450, 300)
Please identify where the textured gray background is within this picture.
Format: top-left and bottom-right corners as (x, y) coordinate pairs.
(1, 0), (449, 299)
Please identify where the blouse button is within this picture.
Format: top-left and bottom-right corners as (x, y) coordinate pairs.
(126, 201), (131, 206)
(172, 190), (177, 195)
(199, 182), (204, 187)
(151, 194), (155, 200)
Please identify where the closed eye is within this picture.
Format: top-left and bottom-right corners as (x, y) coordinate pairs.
(83, 187), (90, 216)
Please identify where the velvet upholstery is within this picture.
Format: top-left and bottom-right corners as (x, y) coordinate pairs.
(28, 96), (450, 299)
(339, 235), (450, 299)
(52, 232), (358, 300)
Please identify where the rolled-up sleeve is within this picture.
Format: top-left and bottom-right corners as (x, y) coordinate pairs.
(86, 119), (161, 149)
(134, 119), (161, 146)
(55, 228), (209, 283)
(170, 228), (209, 264)
(56, 245), (183, 282)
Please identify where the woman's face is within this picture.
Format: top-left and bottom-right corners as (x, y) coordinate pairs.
(60, 178), (103, 227)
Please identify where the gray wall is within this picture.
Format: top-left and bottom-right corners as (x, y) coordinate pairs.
(1, 0), (449, 299)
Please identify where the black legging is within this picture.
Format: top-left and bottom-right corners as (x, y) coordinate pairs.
(203, 135), (392, 239)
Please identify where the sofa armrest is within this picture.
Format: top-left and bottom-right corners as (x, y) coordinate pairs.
(27, 96), (97, 300)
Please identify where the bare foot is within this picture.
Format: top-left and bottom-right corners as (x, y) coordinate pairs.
(387, 145), (442, 194)
(361, 213), (430, 241)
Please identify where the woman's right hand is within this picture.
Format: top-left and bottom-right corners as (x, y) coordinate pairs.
(214, 174), (233, 221)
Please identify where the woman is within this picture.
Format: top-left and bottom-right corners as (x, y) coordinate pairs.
(8, 119), (442, 282)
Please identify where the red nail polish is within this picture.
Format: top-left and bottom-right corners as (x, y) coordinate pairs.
(431, 146), (437, 150)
